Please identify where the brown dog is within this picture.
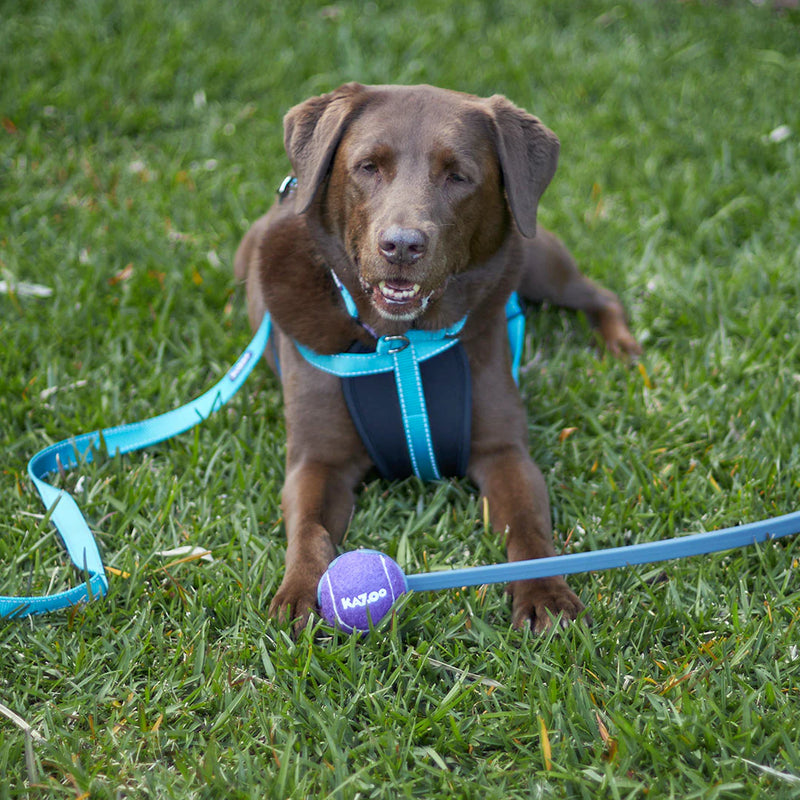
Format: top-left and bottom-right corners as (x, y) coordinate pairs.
(234, 83), (640, 633)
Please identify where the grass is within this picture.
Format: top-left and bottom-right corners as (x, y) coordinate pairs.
(2, 0), (800, 796)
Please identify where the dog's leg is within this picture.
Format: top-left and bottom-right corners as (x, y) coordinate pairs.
(470, 446), (587, 632)
(468, 333), (586, 632)
(269, 458), (364, 628)
(518, 228), (640, 357)
(267, 347), (372, 631)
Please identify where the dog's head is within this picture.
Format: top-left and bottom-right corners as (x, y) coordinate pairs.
(284, 83), (559, 323)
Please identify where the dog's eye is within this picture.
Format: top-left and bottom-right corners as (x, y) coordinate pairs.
(447, 172), (469, 184)
(358, 161), (379, 175)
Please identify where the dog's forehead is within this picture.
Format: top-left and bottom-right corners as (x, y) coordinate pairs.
(345, 87), (494, 157)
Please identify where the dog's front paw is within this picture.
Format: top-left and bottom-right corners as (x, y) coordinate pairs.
(268, 575), (320, 633)
(509, 576), (589, 634)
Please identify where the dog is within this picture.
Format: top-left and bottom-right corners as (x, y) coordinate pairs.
(234, 83), (640, 633)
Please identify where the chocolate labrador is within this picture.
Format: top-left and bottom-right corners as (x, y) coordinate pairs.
(234, 83), (640, 633)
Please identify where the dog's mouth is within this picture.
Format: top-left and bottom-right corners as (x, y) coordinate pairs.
(361, 278), (437, 320)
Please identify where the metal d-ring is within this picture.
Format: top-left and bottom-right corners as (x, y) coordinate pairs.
(383, 334), (410, 354)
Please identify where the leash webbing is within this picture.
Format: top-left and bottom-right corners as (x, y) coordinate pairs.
(0, 314), (272, 619)
(406, 509), (800, 592)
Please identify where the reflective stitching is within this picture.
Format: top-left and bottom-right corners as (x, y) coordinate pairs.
(408, 348), (439, 479)
(391, 348), (420, 477)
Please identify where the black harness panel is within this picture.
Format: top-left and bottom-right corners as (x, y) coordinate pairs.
(341, 342), (472, 480)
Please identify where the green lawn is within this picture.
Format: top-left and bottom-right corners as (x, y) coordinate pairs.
(2, 0), (800, 797)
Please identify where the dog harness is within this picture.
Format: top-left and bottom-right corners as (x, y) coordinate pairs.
(293, 273), (525, 482)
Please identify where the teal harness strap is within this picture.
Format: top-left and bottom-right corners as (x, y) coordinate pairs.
(294, 318), (468, 378)
(1, 314), (272, 619)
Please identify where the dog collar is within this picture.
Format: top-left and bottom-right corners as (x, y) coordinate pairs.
(323, 266), (525, 382)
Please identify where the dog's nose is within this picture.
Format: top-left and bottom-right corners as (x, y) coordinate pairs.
(378, 226), (428, 265)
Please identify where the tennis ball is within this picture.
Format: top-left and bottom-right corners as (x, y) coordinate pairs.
(317, 549), (408, 634)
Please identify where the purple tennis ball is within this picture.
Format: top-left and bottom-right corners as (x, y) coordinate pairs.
(317, 549), (408, 634)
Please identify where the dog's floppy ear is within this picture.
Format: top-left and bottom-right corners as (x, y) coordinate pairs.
(485, 95), (560, 239)
(284, 82), (369, 212)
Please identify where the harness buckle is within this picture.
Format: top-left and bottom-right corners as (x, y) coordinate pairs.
(383, 334), (410, 354)
(278, 175), (297, 202)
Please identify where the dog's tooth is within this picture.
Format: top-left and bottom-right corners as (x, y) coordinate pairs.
(376, 280), (423, 303)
